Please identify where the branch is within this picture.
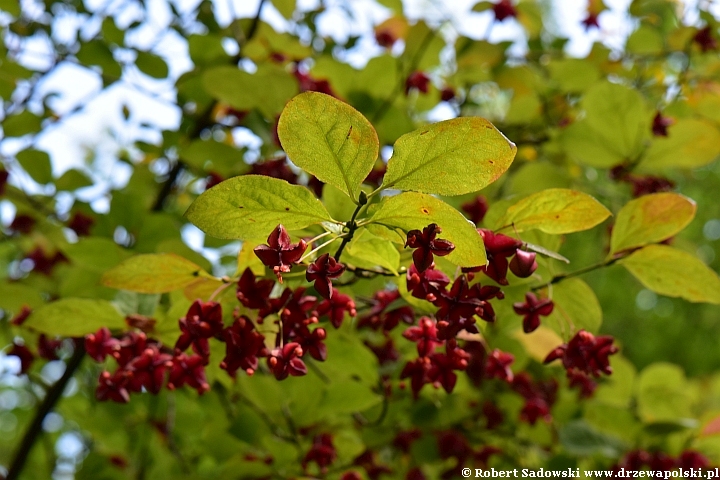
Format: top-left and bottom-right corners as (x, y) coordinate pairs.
(5, 342), (86, 480)
(333, 201), (364, 261)
(531, 257), (622, 292)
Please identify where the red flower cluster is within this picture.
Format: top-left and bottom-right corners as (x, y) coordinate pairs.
(609, 163), (675, 197)
(174, 300), (224, 360)
(400, 337), (470, 397)
(67, 211), (95, 236)
(87, 329), (206, 403)
(302, 433), (337, 474)
(612, 449), (709, 473)
(436, 430), (501, 480)
(220, 313), (268, 377)
(358, 289), (413, 331)
(511, 372), (558, 425)
(544, 329), (618, 377)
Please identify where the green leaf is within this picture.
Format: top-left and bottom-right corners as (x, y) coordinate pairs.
(102, 253), (208, 293)
(620, 245), (720, 304)
(24, 298), (126, 336)
(497, 189), (611, 234)
(55, 169), (93, 191)
(271, 0), (295, 18)
(547, 59), (601, 92)
(637, 363), (695, 422)
(3, 111), (42, 137)
(562, 81), (651, 167)
(545, 279), (602, 335)
(202, 64), (298, 118)
(179, 139), (248, 176)
(380, 117), (516, 196)
(76, 40), (121, 78)
(638, 119), (720, 171)
(344, 230), (400, 275)
(319, 381), (383, 415)
(16, 148), (52, 184)
(610, 193), (696, 255)
(185, 175), (334, 240)
(101, 17), (124, 45)
(135, 51), (169, 79)
(277, 92), (379, 202)
(558, 421), (624, 457)
(368, 192), (487, 267)
(0, 0), (21, 16)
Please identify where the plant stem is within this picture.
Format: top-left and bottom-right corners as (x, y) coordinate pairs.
(6, 342), (85, 480)
(531, 257), (622, 292)
(333, 203), (363, 261)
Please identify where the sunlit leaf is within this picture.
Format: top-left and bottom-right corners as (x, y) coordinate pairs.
(620, 245), (720, 304)
(381, 117), (516, 196)
(498, 189), (611, 234)
(278, 92), (379, 202)
(185, 175), (334, 240)
(24, 298), (126, 336)
(610, 193), (696, 254)
(102, 253), (208, 293)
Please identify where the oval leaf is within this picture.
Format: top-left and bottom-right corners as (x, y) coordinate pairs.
(381, 117), (516, 196)
(610, 193), (696, 255)
(620, 245), (720, 304)
(638, 118), (720, 171)
(25, 298), (126, 336)
(202, 64), (298, 118)
(545, 278), (602, 335)
(102, 253), (207, 293)
(185, 175), (334, 240)
(368, 192), (486, 267)
(278, 92), (379, 202)
(498, 188), (611, 234)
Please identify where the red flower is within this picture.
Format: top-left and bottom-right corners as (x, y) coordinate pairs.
(519, 397), (551, 425)
(220, 315), (268, 377)
(267, 342), (307, 380)
(315, 289), (357, 328)
(375, 29), (396, 48)
(174, 300), (224, 359)
(694, 26), (717, 53)
(10, 214), (36, 234)
(85, 327), (119, 362)
(493, 0), (517, 22)
(652, 111), (674, 137)
(8, 342), (34, 374)
(403, 317), (442, 357)
(236, 268), (275, 310)
(125, 345), (173, 394)
(167, 353), (210, 394)
(407, 267), (449, 305)
(254, 225), (307, 281)
(484, 349), (514, 382)
(405, 71), (430, 95)
(474, 229), (522, 285)
(581, 12), (599, 30)
(302, 433), (337, 474)
(306, 253), (345, 299)
(10, 305), (32, 326)
(566, 369), (597, 398)
(67, 212), (95, 236)
(509, 249), (538, 278)
(513, 292), (554, 333)
(405, 223), (455, 273)
(38, 334), (62, 360)
(544, 329), (618, 377)
(461, 195), (489, 224)
(96, 370), (130, 403)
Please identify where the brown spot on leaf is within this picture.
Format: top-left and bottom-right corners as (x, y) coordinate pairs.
(420, 130), (429, 135)
(285, 207), (290, 211)
(422, 208), (430, 214)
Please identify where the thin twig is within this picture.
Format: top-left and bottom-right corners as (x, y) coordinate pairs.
(6, 343), (85, 480)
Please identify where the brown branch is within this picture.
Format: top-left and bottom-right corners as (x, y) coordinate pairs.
(5, 342), (85, 480)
